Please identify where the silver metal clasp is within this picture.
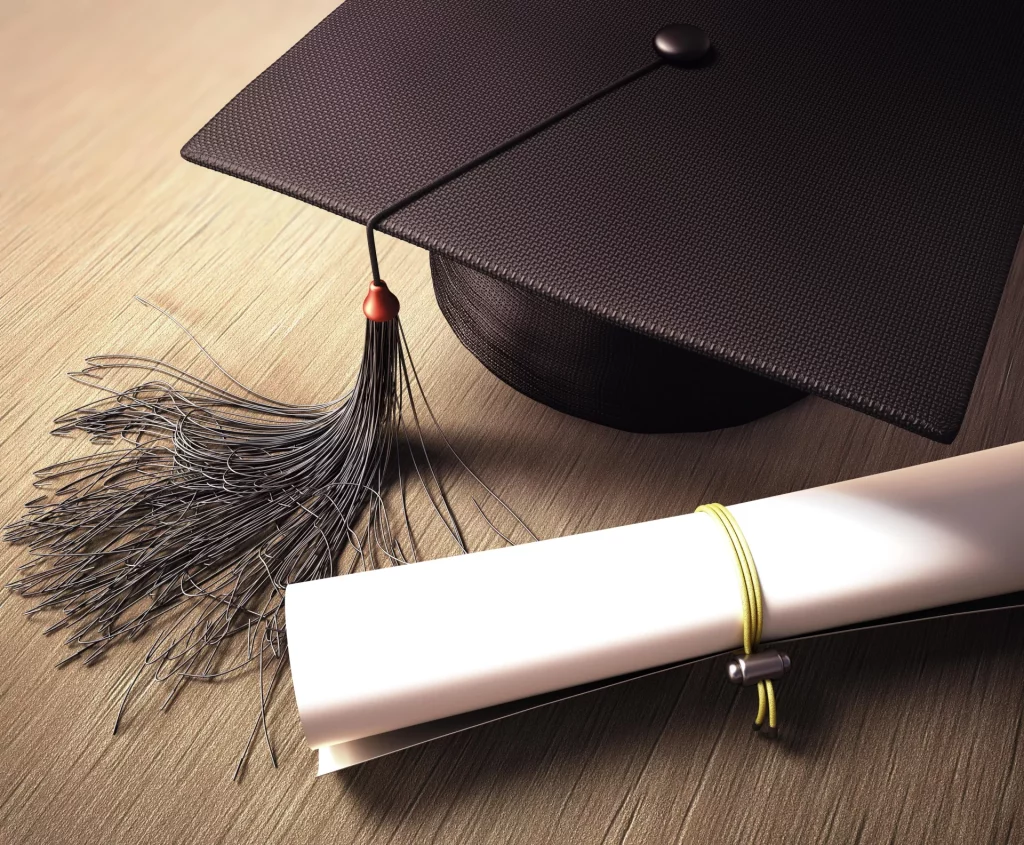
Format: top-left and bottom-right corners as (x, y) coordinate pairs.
(726, 649), (791, 686)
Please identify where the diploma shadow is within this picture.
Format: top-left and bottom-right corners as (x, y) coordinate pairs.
(331, 605), (1024, 822)
(330, 654), (736, 813)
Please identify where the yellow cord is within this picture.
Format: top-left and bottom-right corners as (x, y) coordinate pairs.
(695, 503), (778, 732)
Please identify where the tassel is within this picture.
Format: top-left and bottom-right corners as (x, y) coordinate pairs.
(5, 290), (529, 771)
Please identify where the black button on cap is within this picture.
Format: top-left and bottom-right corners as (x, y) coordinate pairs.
(653, 24), (711, 66)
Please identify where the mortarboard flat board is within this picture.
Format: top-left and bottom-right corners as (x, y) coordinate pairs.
(181, 0), (1024, 442)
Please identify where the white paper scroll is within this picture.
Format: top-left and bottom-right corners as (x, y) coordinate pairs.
(287, 443), (1024, 774)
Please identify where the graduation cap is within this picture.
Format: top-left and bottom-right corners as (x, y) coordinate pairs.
(181, 0), (1024, 442)
(7, 0), (1024, 742)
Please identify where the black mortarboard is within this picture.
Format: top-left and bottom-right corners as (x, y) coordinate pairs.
(181, 0), (1024, 442)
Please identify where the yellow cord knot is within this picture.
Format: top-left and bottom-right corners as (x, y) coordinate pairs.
(696, 503), (784, 737)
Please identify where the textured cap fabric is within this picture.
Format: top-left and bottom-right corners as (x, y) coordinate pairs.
(182, 0), (1024, 442)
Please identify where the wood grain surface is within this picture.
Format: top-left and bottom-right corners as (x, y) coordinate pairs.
(2, 2), (1023, 843)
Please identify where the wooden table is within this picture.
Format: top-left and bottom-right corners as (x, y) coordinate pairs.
(2, 2), (1023, 842)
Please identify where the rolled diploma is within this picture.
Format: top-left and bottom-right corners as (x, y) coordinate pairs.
(287, 442), (1024, 756)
